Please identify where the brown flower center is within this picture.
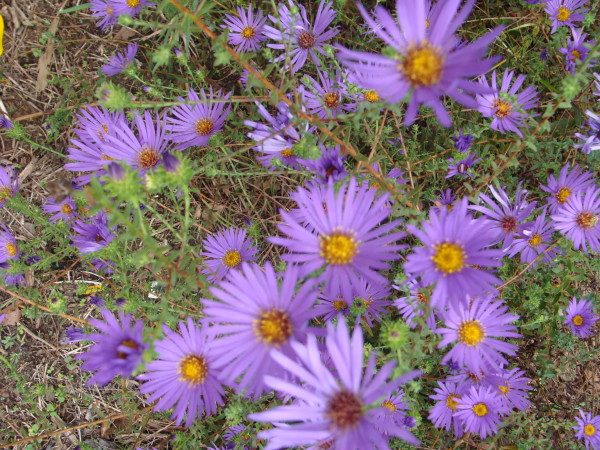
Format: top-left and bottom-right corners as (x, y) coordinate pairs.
(254, 309), (292, 347)
(117, 339), (139, 359)
(500, 216), (517, 233)
(576, 212), (598, 230)
(137, 146), (160, 170)
(297, 30), (316, 49)
(323, 92), (340, 109)
(326, 390), (363, 430)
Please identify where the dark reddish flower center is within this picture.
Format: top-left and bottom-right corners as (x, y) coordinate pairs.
(179, 354), (208, 385)
(117, 339), (139, 359)
(254, 309), (292, 346)
(576, 211), (597, 229)
(500, 216), (517, 233)
(326, 390), (363, 430)
(297, 30), (316, 49)
(323, 92), (340, 109)
(137, 146), (160, 170)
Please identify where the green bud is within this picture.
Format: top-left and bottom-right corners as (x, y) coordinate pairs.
(6, 121), (26, 139)
(152, 45), (172, 67)
(96, 82), (131, 112)
(381, 319), (410, 350)
(48, 292), (68, 313)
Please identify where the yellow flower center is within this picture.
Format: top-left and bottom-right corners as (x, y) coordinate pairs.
(137, 146), (160, 170)
(458, 320), (485, 347)
(61, 203), (73, 215)
(127, 0), (140, 7)
(399, 41), (444, 87)
(432, 242), (465, 274)
(576, 212), (598, 230)
(528, 233), (542, 247)
(556, 187), (571, 204)
(323, 92), (340, 109)
(5, 242), (17, 257)
(382, 400), (396, 412)
(297, 30), (317, 49)
(364, 90), (380, 103)
(472, 402), (488, 417)
(254, 309), (292, 347)
(280, 148), (294, 158)
(572, 314), (584, 326)
(571, 49), (581, 60)
(498, 384), (509, 395)
(493, 99), (513, 118)
(116, 339), (139, 359)
(585, 424), (596, 436)
(319, 232), (358, 265)
(326, 390), (363, 430)
(222, 250), (242, 268)
(446, 394), (460, 411)
(241, 26), (255, 40)
(179, 354), (208, 385)
(195, 118), (214, 136)
(333, 299), (348, 312)
(0, 186), (12, 201)
(556, 7), (571, 21)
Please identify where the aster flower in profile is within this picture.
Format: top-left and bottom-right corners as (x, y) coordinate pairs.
(263, 0), (339, 73)
(77, 307), (147, 386)
(375, 391), (411, 433)
(199, 227), (258, 283)
(431, 189), (457, 214)
(455, 386), (509, 439)
(42, 196), (78, 223)
(244, 100), (312, 170)
(270, 178), (406, 299)
(563, 297), (598, 338)
(203, 263), (318, 398)
(470, 184), (536, 250)
(301, 68), (357, 119)
(0, 116), (13, 130)
(0, 225), (19, 263)
(102, 43), (139, 77)
(103, 110), (170, 174)
(303, 145), (347, 184)
(493, 367), (532, 411)
(249, 320), (421, 448)
(138, 318), (225, 427)
(446, 152), (481, 179)
(63, 327), (86, 344)
(167, 88), (231, 151)
(574, 110), (600, 154)
(541, 163), (595, 212)
(508, 209), (561, 265)
(336, 0), (503, 127)
(453, 129), (475, 153)
(551, 185), (600, 253)
(222, 4), (267, 53)
(476, 69), (540, 137)
(71, 211), (116, 254)
(559, 28), (596, 74)
(314, 293), (351, 322)
(0, 166), (18, 208)
(404, 197), (503, 310)
(574, 410), (600, 450)
(436, 294), (520, 373)
(544, 0), (588, 33)
(429, 380), (468, 437)
(394, 279), (437, 331)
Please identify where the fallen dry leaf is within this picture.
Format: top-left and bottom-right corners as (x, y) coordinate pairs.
(35, 0), (68, 93)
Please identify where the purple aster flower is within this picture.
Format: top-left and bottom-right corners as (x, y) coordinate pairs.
(336, 0), (503, 127)
(102, 43), (139, 77)
(508, 209), (562, 265)
(525, 0), (548, 3)
(300, 68), (357, 119)
(404, 197), (503, 310)
(493, 367), (532, 411)
(455, 385), (509, 439)
(437, 294), (520, 373)
(77, 307), (147, 386)
(103, 110), (170, 174)
(476, 69), (540, 137)
(63, 327), (87, 344)
(470, 184), (536, 250)
(0, 116), (14, 130)
(167, 88), (231, 151)
(222, 4), (267, 53)
(199, 227), (258, 283)
(559, 28), (596, 74)
(244, 100), (311, 170)
(564, 297), (598, 338)
(453, 129), (475, 153)
(249, 320), (421, 448)
(109, 0), (155, 18)
(88, 296), (105, 307)
(446, 152), (481, 178)
(429, 380), (468, 437)
(375, 391), (410, 433)
(541, 163), (595, 212)
(224, 424), (246, 443)
(203, 263), (318, 398)
(351, 277), (391, 328)
(90, 0), (118, 30)
(0, 166), (18, 208)
(138, 318), (225, 427)
(314, 293), (351, 322)
(0, 313), (6, 325)
(269, 178), (406, 299)
(263, 0), (339, 73)
(574, 110), (600, 154)
(42, 196), (78, 223)
(574, 410), (600, 450)
(303, 145), (348, 184)
(551, 186), (600, 253)
(71, 211), (116, 255)
(0, 225), (19, 263)
(540, 48), (549, 61)
(2, 269), (26, 287)
(394, 279), (437, 331)
(431, 189), (457, 213)
(544, 0), (588, 33)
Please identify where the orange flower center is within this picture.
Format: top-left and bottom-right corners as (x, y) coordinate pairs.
(254, 309), (292, 347)
(195, 118), (214, 136)
(576, 212), (598, 230)
(137, 146), (160, 170)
